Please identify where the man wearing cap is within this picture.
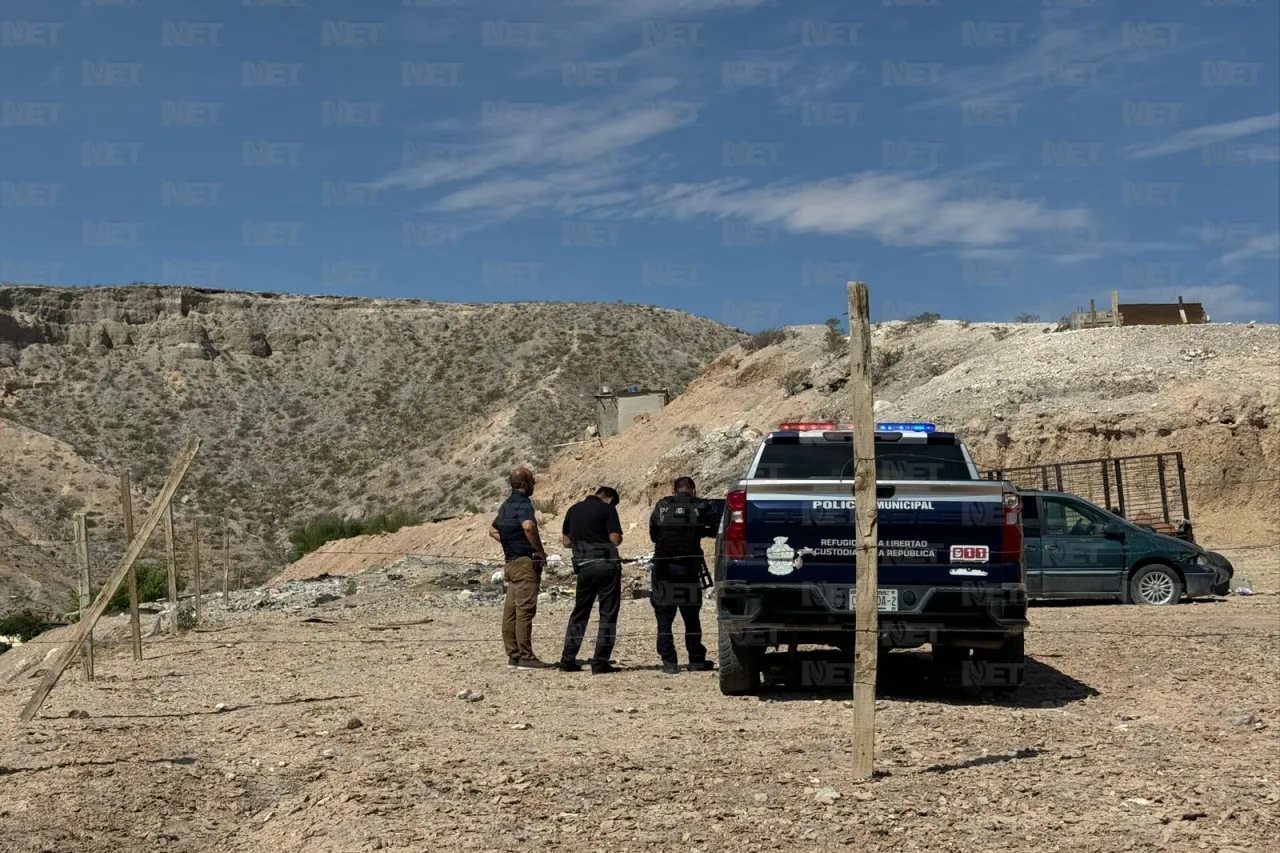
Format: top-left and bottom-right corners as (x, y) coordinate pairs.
(490, 467), (550, 670)
(557, 486), (624, 674)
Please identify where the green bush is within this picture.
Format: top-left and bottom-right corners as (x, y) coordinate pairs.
(0, 610), (48, 643)
(533, 498), (559, 516)
(905, 312), (941, 327)
(743, 328), (787, 353)
(287, 506), (422, 561)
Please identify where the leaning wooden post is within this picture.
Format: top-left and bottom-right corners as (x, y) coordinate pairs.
(847, 281), (880, 781)
(120, 471), (142, 661)
(164, 504), (179, 636)
(73, 513), (94, 681)
(20, 438), (201, 722)
(192, 519), (202, 625)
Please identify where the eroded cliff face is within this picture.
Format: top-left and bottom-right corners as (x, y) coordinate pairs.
(0, 285), (746, 612)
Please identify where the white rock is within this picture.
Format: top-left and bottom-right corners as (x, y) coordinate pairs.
(537, 592), (551, 604)
(489, 570), (506, 585)
(814, 786), (841, 805)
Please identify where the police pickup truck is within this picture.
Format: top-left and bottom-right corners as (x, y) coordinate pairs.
(713, 422), (1028, 695)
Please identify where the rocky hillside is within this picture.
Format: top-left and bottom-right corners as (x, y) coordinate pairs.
(0, 285), (745, 614)
(283, 318), (1279, 580)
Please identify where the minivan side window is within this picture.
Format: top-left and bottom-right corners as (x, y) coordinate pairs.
(1020, 495), (1040, 537)
(1043, 499), (1104, 537)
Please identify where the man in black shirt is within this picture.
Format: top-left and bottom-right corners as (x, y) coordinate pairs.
(490, 467), (550, 670)
(557, 486), (624, 674)
(649, 476), (717, 674)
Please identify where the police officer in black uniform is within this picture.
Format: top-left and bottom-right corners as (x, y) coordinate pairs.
(649, 476), (717, 674)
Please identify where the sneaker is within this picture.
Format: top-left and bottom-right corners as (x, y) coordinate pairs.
(661, 661), (680, 675)
(507, 656), (519, 669)
(559, 660), (583, 672)
(688, 660), (714, 672)
(516, 658), (551, 670)
(591, 662), (620, 674)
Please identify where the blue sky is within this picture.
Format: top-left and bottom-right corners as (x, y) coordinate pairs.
(1, 0), (1277, 328)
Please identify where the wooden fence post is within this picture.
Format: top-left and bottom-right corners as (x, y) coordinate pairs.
(73, 513), (94, 681)
(120, 471), (142, 661)
(20, 438), (201, 722)
(165, 504), (179, 636)
(848, 281), (879, 782)
(192, 519), (202, 626)
(222, 516), (230, 599)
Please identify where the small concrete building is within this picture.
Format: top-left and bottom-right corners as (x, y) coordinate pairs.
(594, 386), (669, 437)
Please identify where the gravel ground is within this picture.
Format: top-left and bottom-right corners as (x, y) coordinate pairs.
(1, 558), (1277, 853)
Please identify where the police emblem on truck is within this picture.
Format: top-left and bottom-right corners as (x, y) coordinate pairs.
(765, 537), (814, 576)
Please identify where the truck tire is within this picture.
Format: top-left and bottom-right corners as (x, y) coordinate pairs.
(931, 643), (970, 688)
(973, 634), (1025, 693)
(717, 624), (760, 695)
(1129, 563), (1183, 606)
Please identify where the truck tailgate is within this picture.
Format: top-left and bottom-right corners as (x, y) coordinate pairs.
(731, 478), (1018, 585)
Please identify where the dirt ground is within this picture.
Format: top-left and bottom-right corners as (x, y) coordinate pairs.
(2, 555), (1278, 853)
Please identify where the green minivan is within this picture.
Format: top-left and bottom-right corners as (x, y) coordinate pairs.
(1020, 490), (1219, 605)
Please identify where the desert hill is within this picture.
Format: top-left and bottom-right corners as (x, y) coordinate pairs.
(0, 285), (745, 614)
(283, 318), (1280, 580)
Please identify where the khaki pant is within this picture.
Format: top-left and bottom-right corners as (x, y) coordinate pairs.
(502, 556), (541, 661)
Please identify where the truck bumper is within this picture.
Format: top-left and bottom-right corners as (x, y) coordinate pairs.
(717, 581), (1028, 648)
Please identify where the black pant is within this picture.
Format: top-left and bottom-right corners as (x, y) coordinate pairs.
(651, 572), (706, 664)
(559, 561), (622, 667)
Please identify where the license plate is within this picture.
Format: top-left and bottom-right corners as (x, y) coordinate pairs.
(849, 589), (898, 612)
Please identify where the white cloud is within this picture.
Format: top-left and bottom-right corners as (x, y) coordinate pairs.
(1214, 231), (1280, 269)
(1119, 284), (1276, 323)
(913, 15), (1191, 111)
(634, 173), (1092, 247)
(1126, 112), (1280, 160)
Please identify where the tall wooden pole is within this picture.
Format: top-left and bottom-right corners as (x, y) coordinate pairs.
(1111, 289), (1121, 328)
(847, 282), (879, 781)
(164, 504), (179, 636)
(222, 515), (230, 599)
(120, 471), (142, 660)
(73, 513), (94, 681)
(21, 437), (201, 721)
(192, 519), (202, 625)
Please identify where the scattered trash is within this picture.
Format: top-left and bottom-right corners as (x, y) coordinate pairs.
(511, 722), (531, 731)
(456, 689), (484, 702)
(213, 703), (228, 713)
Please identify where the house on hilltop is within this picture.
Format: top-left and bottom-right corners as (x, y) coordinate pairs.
(1068, 291), (1210, 330)
(594, 386), (669, 437)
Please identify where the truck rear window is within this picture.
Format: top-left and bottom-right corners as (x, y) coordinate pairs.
(752, 442), (974, 481)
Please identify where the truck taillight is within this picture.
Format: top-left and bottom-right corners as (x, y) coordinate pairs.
(1002, 487), (1023, 562)
(725, 489), (747, 560)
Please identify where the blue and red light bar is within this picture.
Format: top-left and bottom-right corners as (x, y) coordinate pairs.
(777, 422), (937, 432)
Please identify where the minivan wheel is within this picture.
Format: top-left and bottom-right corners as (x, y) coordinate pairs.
(1130, 564), (1183, 606)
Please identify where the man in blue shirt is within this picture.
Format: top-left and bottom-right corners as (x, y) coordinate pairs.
(490, 467), (550, 670)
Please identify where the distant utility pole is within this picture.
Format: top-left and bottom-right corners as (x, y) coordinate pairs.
(847, 281), (880, 782)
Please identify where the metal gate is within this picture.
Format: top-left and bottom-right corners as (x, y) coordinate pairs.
(982, 452), (1191, 526)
